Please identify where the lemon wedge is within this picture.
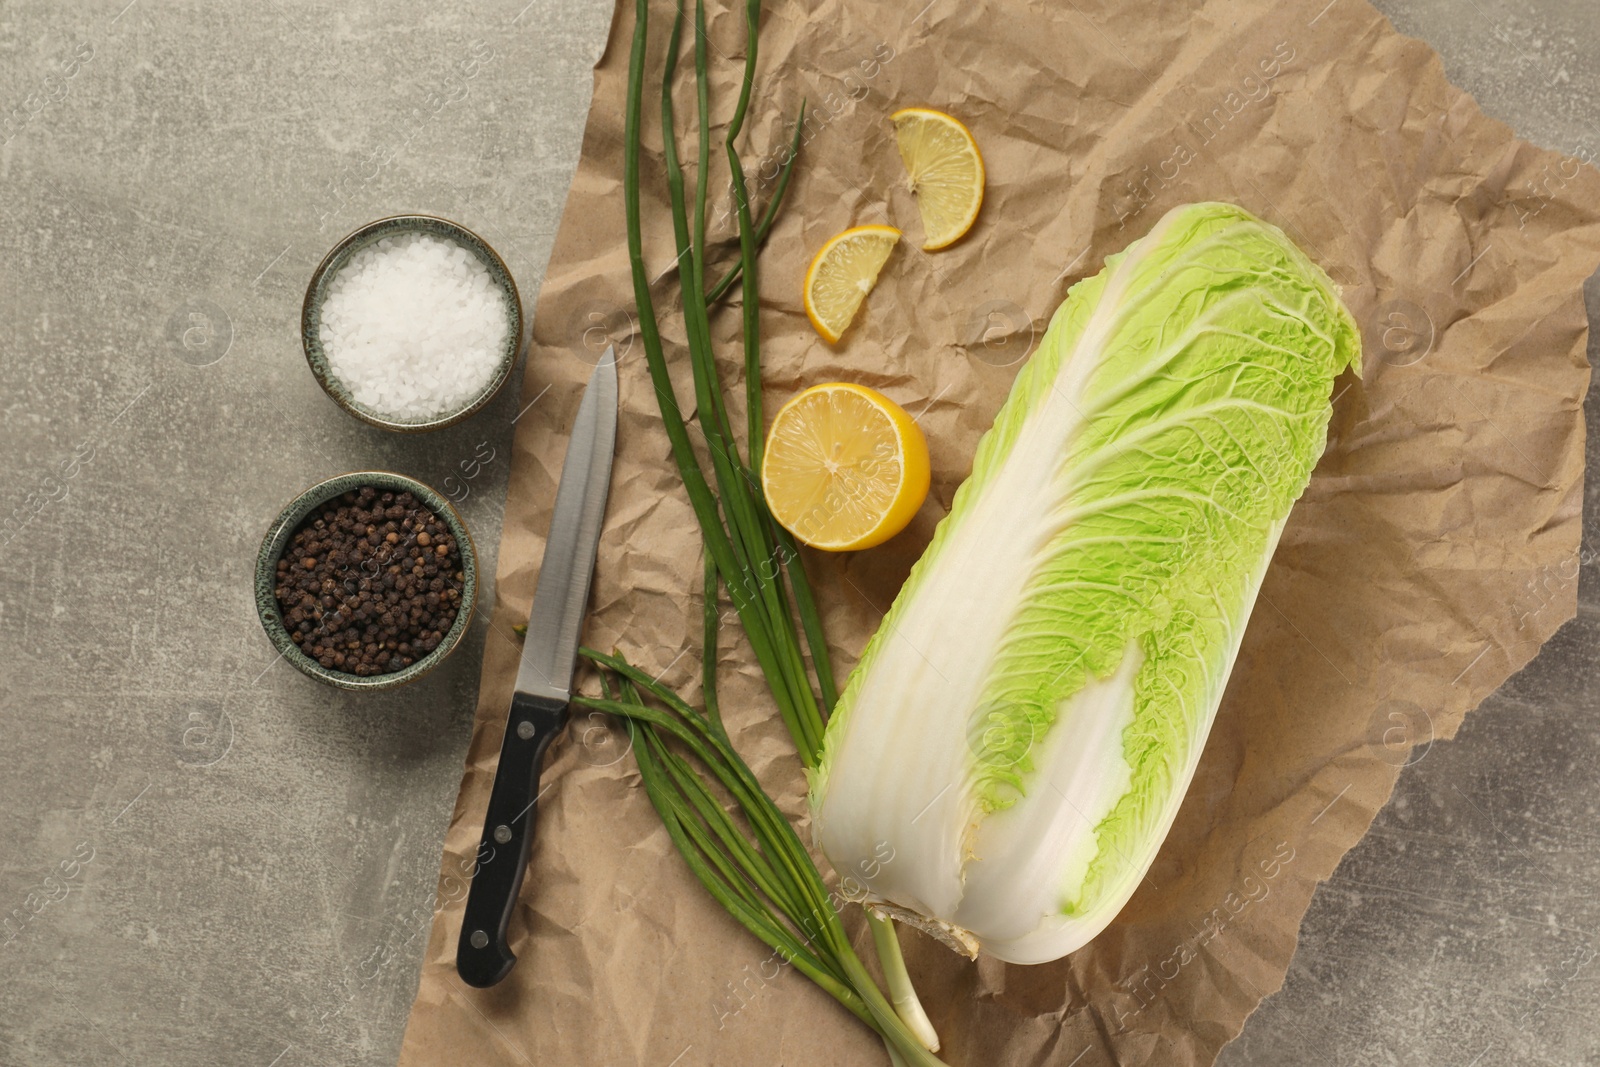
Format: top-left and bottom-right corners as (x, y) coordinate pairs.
(761, 383), (930, 552)
(802, 225), (900, 344)
(890, 107), (985, 251)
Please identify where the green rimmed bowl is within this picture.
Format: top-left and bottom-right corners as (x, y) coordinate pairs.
(302, 214), (524, 433)
(254, 471), (478, 691)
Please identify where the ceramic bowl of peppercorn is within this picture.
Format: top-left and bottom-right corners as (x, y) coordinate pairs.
(254, 471), (477, 691)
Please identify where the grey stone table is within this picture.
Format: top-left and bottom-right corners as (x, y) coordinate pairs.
(0, 2), (1594, 1065)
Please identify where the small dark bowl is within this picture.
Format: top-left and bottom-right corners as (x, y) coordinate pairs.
(302, 214), (524, 433)
(254, 471), (478, 691)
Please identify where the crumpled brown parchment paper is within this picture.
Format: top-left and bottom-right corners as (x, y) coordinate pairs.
(396, 0), (1600, 1064)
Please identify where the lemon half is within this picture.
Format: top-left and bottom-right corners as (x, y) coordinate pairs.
(761, 383), (930, 552)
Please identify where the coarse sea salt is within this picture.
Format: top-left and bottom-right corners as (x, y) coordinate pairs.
(318, 232), (511, 420)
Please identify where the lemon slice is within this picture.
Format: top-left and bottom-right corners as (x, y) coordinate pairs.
(761, 383), (930, 552)
(803, 225), (901, 344)
(890, 107), (985, 251)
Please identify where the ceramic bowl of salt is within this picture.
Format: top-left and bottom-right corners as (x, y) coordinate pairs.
(302, 214), (524, 432)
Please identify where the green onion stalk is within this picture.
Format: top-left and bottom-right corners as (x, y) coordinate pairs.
(571, 0), (943, 1061)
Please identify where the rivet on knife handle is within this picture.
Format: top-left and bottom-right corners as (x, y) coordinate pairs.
(456, 692), (568, 988)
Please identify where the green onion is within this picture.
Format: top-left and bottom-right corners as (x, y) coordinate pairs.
(603, 0), (942, 1060)
(705, 108), (804, 306)
(579, 648), (945, 1066)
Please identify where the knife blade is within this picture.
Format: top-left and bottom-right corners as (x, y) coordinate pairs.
(456, 349), (618, 989)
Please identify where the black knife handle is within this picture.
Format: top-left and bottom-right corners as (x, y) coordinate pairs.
(456, 691), (568, 988)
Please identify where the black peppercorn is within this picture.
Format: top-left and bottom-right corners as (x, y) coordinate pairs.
(274, 484), (466, 677)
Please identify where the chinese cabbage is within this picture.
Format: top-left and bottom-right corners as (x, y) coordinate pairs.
(809, 202), (1361, 964)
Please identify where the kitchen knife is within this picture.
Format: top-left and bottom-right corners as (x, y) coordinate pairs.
(456, 349), (618, 989)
